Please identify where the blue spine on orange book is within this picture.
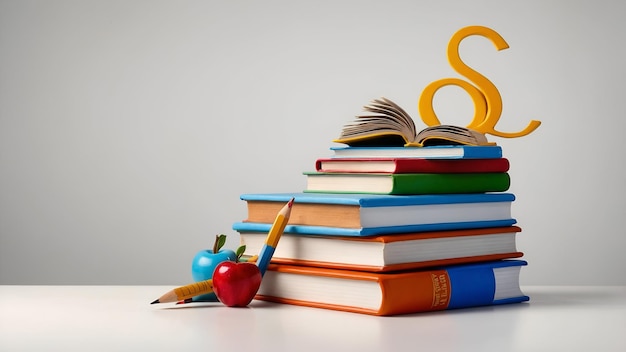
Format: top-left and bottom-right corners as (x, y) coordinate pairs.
(446, 260), (529, 308)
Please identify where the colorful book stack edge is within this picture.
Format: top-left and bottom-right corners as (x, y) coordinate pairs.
(233, 144), (529, 316)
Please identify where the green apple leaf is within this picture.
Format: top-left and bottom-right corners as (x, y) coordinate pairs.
(235, 245), (246, 262)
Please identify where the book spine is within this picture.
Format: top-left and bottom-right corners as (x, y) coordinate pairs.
(379, 269), (453, 315)
(446, 261), (529, 308)
(395, 158), (510, 173)
(446, 265), (497, 308)
(391, 173), (510, 194)
(380, 261), (527, 315)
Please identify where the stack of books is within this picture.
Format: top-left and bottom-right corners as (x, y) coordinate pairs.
(232, 144), (529, 316)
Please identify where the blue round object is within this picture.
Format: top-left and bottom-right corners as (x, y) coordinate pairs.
(191, 249), (237, 301)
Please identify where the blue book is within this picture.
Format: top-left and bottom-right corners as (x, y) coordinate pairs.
(330, 145), (502, 159)
(255, 260), (529, 316)
(235, 192), (516, 236)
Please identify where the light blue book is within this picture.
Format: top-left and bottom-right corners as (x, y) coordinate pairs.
(235, 192), (516, 237)
(330, 145), (503, 159)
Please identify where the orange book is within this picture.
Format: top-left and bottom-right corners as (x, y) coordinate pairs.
(240, 226), (523, 272)
(256, 260), (529, 316)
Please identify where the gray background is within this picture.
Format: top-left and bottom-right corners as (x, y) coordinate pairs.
(1, 0), (624, 285)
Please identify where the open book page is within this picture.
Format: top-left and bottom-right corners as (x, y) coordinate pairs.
(334, 97), (493, 147)
(334, 98), (416, 146)
(414, 125), (494, 147)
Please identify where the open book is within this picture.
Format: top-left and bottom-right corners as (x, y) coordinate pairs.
(333, 97), (495, 147)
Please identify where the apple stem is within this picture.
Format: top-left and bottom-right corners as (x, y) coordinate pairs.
(213, 235), (219, 253)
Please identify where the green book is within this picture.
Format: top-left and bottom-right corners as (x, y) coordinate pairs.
(303, 172), (510, 195)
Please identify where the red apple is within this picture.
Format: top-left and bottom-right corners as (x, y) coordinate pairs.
(212, 261), (262, 307)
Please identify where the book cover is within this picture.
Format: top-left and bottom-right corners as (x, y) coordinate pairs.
(239, 226), (523, 272)
(255, 260), (529, 316)
(236, 192), (516, 236)
(330, 145), (503, 159)
(315, 157), (510, 173)
(304, 172), (511, 195)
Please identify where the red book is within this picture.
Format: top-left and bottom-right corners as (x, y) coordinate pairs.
(315, 157), (510, 173)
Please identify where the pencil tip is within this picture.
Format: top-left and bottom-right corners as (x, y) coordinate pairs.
(150, 299), (160, 304)
(287, 197), (295, 208)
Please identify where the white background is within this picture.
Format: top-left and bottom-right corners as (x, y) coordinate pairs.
(1, 0), (624, 285)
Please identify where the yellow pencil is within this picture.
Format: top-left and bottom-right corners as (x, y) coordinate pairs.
(151, 197), (293, 305)
(256, 197), (294, 276)
(150, 279), (213, 304)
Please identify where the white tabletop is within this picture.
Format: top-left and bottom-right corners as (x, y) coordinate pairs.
(1, 285), (625, 351)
